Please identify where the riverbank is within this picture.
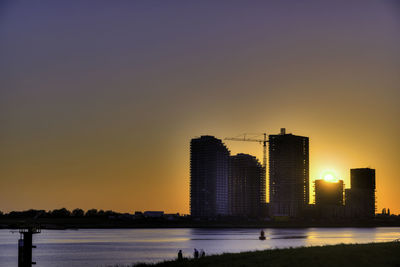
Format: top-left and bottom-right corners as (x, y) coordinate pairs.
(133, 242), (400, 267)
(2, 209), (400, 229)
(2, 217), (400, 229)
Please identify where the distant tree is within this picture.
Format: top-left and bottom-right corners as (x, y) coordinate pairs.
(5, 209), (46, 218)
(43, 210), (52, 217)
(51, 208), (71, 218)
(25, 209), (46, 218)
(105, 210), (117, 217)
(8, 211), (21, 218)
(97, 210), (105, 217)
(85, 209), (98, 217)
(0, 211), (3, 217)
(72, 208), (84, 217)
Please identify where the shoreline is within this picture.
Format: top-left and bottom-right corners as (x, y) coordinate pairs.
(2, 216), (400, 230)
(132, 241), (400, 267)
(2, 220), (400, 230)
(3, 224), (400, 230)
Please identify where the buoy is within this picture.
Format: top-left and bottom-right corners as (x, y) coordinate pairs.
(259, 230), (266, 240)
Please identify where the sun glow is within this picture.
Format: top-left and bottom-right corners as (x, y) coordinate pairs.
(321, 170), (339, 183)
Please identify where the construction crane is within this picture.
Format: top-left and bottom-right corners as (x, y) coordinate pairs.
(225, 133), (268, 170)
(225, 133), (269, 201)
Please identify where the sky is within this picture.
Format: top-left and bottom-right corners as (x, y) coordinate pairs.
(1, 1), (399, 214)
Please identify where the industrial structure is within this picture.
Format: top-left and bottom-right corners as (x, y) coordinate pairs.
(18, 226), (40, 267)
(269, 128), (309, 217)
(190, 136), (230, 217)
(229, 153), (264, 217)
(345, 168), (376, 218)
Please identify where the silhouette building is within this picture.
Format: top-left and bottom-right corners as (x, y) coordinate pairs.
(315, 179), (344, 218)
(229, 153), (265, 217)
(345, 168), (376, 218)
(315, 179), (344, 206)
(190, 136), (230, 217)
(269, 128), (309, 217)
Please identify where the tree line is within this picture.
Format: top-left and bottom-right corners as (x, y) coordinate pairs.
(0, 208), (121, 218)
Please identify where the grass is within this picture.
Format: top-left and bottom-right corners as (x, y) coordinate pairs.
(124, 241), (400, 267)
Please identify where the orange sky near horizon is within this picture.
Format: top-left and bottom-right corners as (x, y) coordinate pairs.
(0, 1), (399, 214)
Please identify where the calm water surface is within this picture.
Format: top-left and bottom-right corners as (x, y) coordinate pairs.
(1, 227), (399, 267)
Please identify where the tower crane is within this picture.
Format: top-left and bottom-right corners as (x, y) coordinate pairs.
(225, 133), (269, 201)
(225, 133), (268, 170)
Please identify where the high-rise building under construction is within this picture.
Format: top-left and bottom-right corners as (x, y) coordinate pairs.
(190, 136), (230, 217)
(315, 179), (344, 206)
(229, 153), (265, 217)
(315, 179), (344, 218)
(269, 128), (309, 217)
(345, 168), (376, 218)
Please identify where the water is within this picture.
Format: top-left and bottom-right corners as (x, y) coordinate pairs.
(0, 227), (399, 267)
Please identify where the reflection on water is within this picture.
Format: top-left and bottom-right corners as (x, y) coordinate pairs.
(271, 235), (307, 239)
(0, 227), (399, 267)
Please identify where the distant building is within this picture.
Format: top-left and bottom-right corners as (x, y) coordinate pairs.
(143, 211), (164, 218)
(230, 153), (265, 217)
(345, 168), (376, 218)
(315, 179), (344, 218)
(269, 128), (309, 217)
(164, 213), (180, 221)
(190, 136), (230, 217)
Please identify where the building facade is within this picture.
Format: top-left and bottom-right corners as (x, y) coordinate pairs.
(269, 128), (309, 217)
(345, 168), (376, 218)
(315, 179), (344, 218)
(229, 153), (265, 217)
(315, 179), (344, 206)
(190, 136), (230, 217)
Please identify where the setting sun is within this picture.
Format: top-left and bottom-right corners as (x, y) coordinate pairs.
(322, 171), (339, 183)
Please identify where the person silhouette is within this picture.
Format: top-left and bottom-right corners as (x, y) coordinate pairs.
(194, 248), (199, 259)
(200, 249), (205, 257)
(177, 250), (183, 261)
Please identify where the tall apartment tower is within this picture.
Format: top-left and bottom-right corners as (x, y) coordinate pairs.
(345, 168), (376, 218)
(315, 179), (344, 218)
(269, 128), (309, 217)
(190, 136), (230, 217)
(230, 153), (265, 217)
(315, 179), (344, 206)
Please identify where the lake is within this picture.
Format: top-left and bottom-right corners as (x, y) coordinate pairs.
(1, 227), (399, 267)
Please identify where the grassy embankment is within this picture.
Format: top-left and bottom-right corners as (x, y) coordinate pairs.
(129, 241), (400, 267)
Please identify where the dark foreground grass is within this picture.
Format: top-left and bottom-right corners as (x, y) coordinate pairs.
(128, 241), (400, 267)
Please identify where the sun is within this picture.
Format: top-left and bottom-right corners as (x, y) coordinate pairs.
(321, 170), (339, 183)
